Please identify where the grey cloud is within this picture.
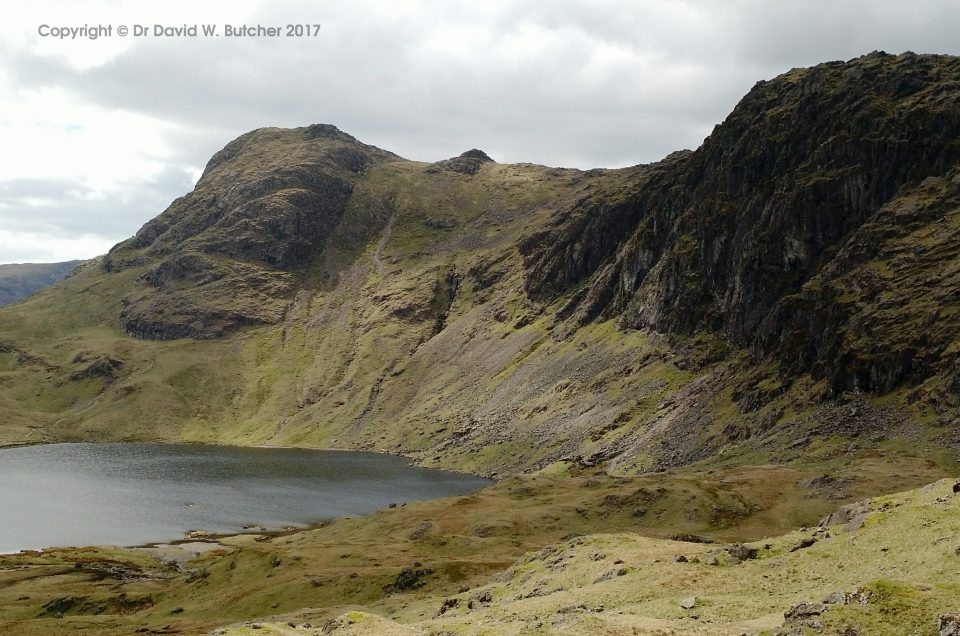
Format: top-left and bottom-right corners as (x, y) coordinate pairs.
(0, 166), (194, 238)
(11, 1), (960, 167)
(8, 2), (764, 167)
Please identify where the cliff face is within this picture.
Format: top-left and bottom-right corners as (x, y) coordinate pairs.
(525, 52), (960, 395)
(0, 52), (958, 473)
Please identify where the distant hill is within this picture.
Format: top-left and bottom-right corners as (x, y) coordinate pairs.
(0, 260), (84, 307)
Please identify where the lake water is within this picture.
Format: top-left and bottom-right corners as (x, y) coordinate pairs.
(0, 443), (491, 553)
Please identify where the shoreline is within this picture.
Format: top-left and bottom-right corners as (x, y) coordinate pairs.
(0, 441), (496, 557)
(0, 519), (334, 558)
(0, 438), (496, 480)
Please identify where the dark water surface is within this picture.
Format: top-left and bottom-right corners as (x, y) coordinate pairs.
(0, 443), (491, 552)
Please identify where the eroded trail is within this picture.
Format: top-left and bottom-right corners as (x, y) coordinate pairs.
(371, 209), (399, 277)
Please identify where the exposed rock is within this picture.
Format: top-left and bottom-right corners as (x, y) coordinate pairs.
(39, 594), (154, 617)
(705, 543), (758, 565)
(798, 474), (851, 499)
(822, 589), (871, 606)
(522, 52), (960, 398)
(780, 601), (827, 632)
(680, 596), (697, 609)
(67, 354), (124, 381)
(422, 217), (457, 230)
(668, 533), (714, 544)
(940, 613), (960, 636)
(386, 565), (435, 592)
(104, 125), (399, 339)
(409, 521), (433, 541)
(820, 500), (873, 532)
(789, 537), (818, 552)
(426, 149), (494, 175)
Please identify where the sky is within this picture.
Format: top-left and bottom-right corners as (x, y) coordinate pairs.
(1, 0), (958, 264)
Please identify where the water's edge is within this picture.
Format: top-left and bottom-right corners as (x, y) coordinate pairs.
(0, 442), (494, 553)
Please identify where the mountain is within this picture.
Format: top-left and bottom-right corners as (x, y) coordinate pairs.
(0, 260), (84, 307)
(0, 52), (958, 478)
(1, 50), (959, 636)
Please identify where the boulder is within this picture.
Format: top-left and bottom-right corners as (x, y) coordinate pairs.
(940, 613), (960, 636)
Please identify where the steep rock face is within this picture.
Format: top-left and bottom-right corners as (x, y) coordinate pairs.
(756, 171), (960, 395)
(524, 52), (960, 394)
(104, 125), (401, 339)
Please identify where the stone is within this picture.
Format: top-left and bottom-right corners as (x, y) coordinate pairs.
(789, 537), (817, 552)
(820, 501), (872, 532)
(680, 596), (697, 609)
(409, 521), (433, 540)
(940, 613), (960, 636)
(726, 544), (759, 561)
(782, 601), (826, 631)
(822, 591), (846, 605)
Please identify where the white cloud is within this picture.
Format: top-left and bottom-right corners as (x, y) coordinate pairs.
(0, 86), (174, 189)
(0, 228), (115, 262)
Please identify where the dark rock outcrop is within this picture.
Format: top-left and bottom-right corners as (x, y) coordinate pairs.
(103, 126), (399, 339)
(426, 149), (495, 175)
(522, 52), (960, 396)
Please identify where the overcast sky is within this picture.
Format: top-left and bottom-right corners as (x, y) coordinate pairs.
(1, 0), (958, 263)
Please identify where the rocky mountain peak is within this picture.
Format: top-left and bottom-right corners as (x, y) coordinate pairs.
(459, 148), (493, 161)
